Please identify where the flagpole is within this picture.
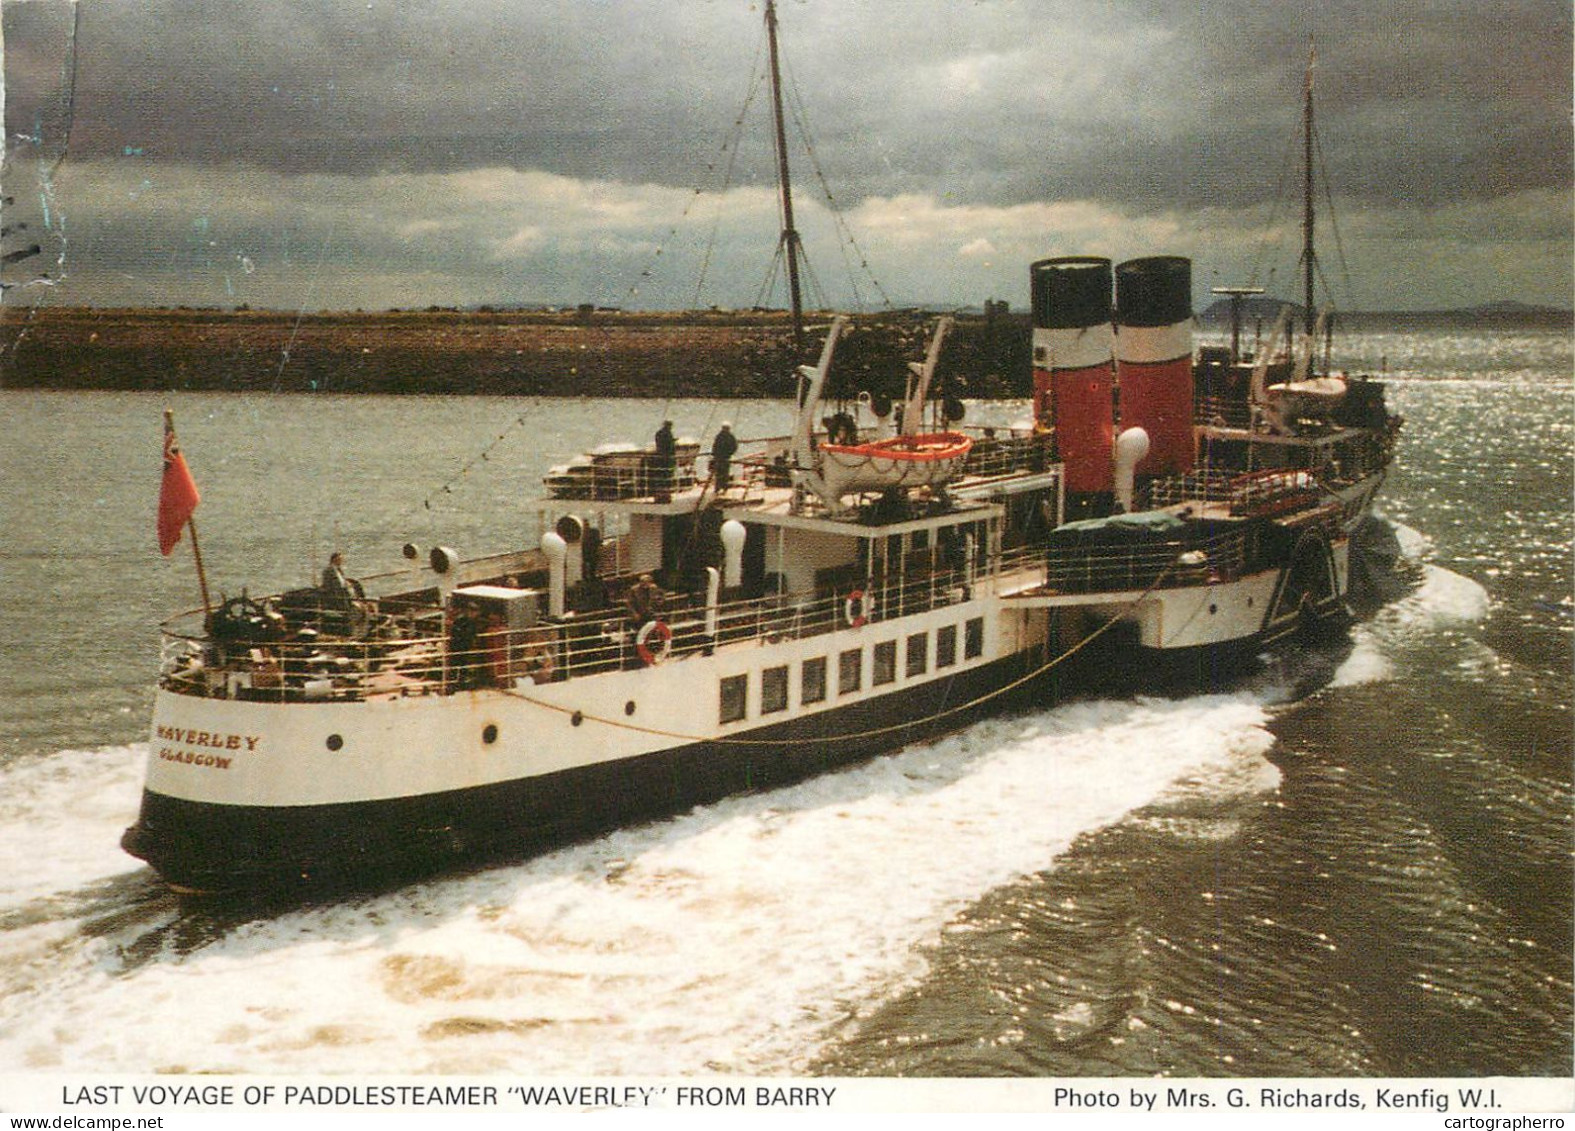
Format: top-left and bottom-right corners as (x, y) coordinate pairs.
(163, 407), (212, 623)
(187, 513), (213, 625)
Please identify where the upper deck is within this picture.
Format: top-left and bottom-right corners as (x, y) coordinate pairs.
(153, 365), (1393, 709)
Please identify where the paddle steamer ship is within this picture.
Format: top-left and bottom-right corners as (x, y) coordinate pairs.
(123, 17), (1398, 891)
(123, 245), (1399, 891)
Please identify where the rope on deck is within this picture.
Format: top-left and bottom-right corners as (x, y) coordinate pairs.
(500, 561), (1175, 747)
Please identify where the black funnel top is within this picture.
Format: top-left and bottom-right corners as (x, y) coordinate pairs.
(1031, 256), (1113, 330)
(1115, 256), (1192, 327)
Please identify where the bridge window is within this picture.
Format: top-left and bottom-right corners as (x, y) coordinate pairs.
(936, 624), (957, 668)
(873, 640), (897, 686)
(719, 674), (748, 724)
(761, 665), (789, 715)
(839, 648), (862, 695)
(802, 656), (827, 705)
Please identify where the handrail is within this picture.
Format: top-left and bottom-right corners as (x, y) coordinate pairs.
(157, 552), (1036, 703)
(162, 509), (1324, 705)
(1041, 525), (1252, 595)
(155, 446), (1359, 706)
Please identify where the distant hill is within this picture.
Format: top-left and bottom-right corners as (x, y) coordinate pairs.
(1469, 300), (1572, 318)
(1198, 298), (1572, 329)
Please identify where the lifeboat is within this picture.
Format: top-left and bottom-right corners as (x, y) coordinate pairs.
(817, 431), (973, 498)
(1265, 374), (1348, 419)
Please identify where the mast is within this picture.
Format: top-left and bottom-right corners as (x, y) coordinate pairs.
(765, 0), (806, 352)
(1211, 285), (1265, 364)
(1301, 41), (1316, 337)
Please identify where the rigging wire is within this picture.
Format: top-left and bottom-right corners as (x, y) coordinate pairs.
(693, 39), (770, 307)
(781, 54), (892, 313)
(1245, 100), (1304, 293)
(1247, 107), (1354, 316)
(796, 244), (830, 311)
(774, 64), (831, 312)
(753, 238), (789, 310)
(1245, 63), (1358, 322)
(1313, 122), (1357, 311)
(616, 11), (887, 320)
(624, 21), (773, 311)
(411, 400), (544, 519)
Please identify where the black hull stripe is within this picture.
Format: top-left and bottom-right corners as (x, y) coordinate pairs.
(121, 614), (1334, 895)
(123, 652), (1064, 892)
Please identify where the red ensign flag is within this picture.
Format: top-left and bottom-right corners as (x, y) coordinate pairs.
(157, 415), (201, 555)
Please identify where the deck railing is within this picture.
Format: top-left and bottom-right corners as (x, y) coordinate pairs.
(157, 553), (1021, 704)
(156, 500), (1335, 705)
(156, 420), (1379, 705)
(1040, 525), (1253, 595)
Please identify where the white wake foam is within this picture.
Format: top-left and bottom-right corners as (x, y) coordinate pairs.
(1332, 524), (1489, 688)
(0, 696), (1277, 1076)
(0, 746), (146, 906)
(1334, 562), (1492, 688)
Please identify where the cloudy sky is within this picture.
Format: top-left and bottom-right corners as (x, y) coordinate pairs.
(3, 0), (1570, 313)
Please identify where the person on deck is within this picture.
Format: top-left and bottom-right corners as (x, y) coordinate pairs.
(320, 551), (363, 609)
(710, 423), (738, 490)
(448, 604), (484, 690)
(625, 573), (664, 626)
(974, 426), (1002, 472)
(652, 420), (677, 501)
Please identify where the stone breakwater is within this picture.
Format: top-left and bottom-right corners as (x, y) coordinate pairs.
(0, 306), (1031, 399)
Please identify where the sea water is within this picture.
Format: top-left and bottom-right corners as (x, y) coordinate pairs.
(0, 328), (1567, 1079)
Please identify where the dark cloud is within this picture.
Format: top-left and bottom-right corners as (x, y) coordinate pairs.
(9, 0), (1567, 206)
(3, 0), (1570, 309)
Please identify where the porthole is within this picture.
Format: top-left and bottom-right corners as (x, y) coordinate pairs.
(482, 723), (499, 744)
(571, 711), (584, 727)
(1208, 604), (1218, 615)
(325, 733), (344, 752)
(624, 701), (637, 716)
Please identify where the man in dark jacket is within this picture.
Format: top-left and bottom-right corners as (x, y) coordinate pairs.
(710, 422), (738, 490)
(652, 420), (676, 501)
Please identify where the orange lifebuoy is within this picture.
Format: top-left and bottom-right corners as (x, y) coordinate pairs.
(844, 590), (871, 628)
(636, 619), (672, 665)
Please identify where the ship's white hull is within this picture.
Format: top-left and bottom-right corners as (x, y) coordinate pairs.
(143, 596), (1023, 809)
(1017, 536), (1349, 650)
(126, 593), (1052, 890)
(124, 532), (1360, 893)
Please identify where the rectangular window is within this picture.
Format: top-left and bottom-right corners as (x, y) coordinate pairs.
(936, 624), (957, 668)
(801, 656), (827, 705)
(964, 616), (985, 659)
(873, 639), (897, 686)
(719, 674), (748, 724)
(906, 632), (928, 678)
(839, 648), (862, 695)
(761, 665), (789, 715)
